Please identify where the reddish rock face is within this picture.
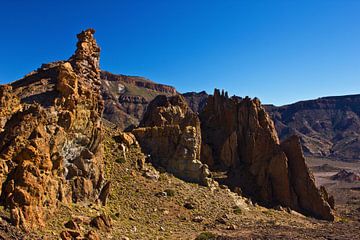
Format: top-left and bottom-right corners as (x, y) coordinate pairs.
(133, 95), (211, 185)
(0, 29), (106, 228)
(199, 89), (334, 220)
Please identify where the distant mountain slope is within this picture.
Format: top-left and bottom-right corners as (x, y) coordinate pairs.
(182, 91), (209, 113)
(264, 94), (360, 161)
(101, 74), (360, 162)
(100, 71), (177, 129)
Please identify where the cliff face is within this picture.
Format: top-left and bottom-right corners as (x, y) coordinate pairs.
(199, 89), (334, 220)
(265, 94), (360, 161)
(0, 29), (106, 228)
(100, 71), (176, 129)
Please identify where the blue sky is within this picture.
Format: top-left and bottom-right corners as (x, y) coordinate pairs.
(1, 0), (359, 105)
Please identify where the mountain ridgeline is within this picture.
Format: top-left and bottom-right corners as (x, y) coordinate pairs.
(264, 94), (360, 161)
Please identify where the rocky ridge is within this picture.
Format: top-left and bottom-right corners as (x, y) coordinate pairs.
(265, 94), (360, 161)
(100, 71), (176, 129)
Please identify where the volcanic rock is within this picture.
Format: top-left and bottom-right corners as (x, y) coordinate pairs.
(183, 91), (209, 114)
(90, 214), (112, 231)
(265, 94), (360, 161)
(199, 89), (334, 220)
(85, 230), (100, 240)
(132, 95), (212, 185)
(0, 85), (21, 133)
(0, 29), (105, 228)
(330, 169), (360, 183)
(100, 71), (176, 129)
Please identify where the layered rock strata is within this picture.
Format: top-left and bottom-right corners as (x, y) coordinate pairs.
(101, 71), (176, 129)
(265, 94), (360, 161)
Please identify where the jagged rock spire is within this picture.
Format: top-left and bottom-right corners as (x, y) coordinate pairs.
(0, 29), (105, 229)
(200, 89), (334, 220)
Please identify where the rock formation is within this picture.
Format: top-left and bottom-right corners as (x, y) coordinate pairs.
(330, 169), (360, 183)
(100, 71), (176, 129)
(0, 29), (106, 228)
(0, 85), (21, 132)
(132, 95), (211, 185)
(199, 89), (334, 220)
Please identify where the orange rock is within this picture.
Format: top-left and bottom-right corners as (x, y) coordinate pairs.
(0, 29), (106, 229)
(133, 95), (212, 185)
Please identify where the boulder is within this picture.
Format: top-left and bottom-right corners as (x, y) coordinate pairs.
(90, 214), (112, 231)
(85, 230), (100, 240)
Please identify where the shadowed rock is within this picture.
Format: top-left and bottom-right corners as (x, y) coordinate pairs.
(199, 89), (334, 220)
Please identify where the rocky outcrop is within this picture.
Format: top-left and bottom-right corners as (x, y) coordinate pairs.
(330, 169), (360, 183)
(132, 95), (211, 185)
(0, 85), (21, 132)
(0, 29), (105, 228)
(265, 94), (360, 161)
(199, 89), (334, 220)
(101, 71), (176, 129)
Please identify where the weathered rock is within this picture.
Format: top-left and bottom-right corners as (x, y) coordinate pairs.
(265, 94), (360, 161)
(0, 85), (21, 133)
(281, 136), (334, 220)
(64, 219), (80, 230)
(98, 181), (111, 206)
(114, 132), (138, 147)
(60, 229), (81, 240)
(132, 95), (211, 185)
(330, 169), (360, 183)
(0, 29), (105, 228)
(90, 214), (112, 231)
(142, 168), (160, 181)
(85, 230), (100, 240)
(199, 89), (334, 220)
(100, 71), (176, 130)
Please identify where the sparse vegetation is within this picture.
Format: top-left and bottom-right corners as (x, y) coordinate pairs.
(195, 232), (217, 240)
(164, 188), (176, 197)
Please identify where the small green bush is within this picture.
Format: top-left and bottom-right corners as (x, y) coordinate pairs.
(233, 206), (242, 215)
(195, 232), (216, 240)
(115, 157), (126, 164)
(164, 189), (175, 197)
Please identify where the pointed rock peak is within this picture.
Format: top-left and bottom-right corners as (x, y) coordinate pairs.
(214, 88), (220, 97)
(69, 28), (100, 74)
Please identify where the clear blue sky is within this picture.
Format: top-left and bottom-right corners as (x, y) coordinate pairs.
(1, 0), (359, 105)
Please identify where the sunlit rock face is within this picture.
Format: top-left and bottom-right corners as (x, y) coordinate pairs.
(0, 29), (106, 228)
(199, 89), (334, 221)
(132, 95), (212, 186)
